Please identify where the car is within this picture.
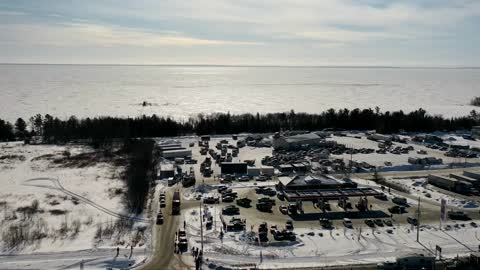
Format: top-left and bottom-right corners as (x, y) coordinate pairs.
(383, 219), (393, 226)
(258, 197), (276, 205)
(285, 220), (294, 230)
(255, 187), (266, 194)
(160, 200), (166, 208)
(279, 205), (288, 214)
(407, 216), (418, 226)
(217, 185), (228, 192)
(203, 196), (219, 204)
(374, 219), (384, 227)
(263, 188), (276, 196)
(448, 211), (470, 220)
(343, 218), (353, 228)
(238, 176), (250, 182)
(319, 218), (333, 229)
(374, 193), (388, 201)
(156, 214), (164, 225)
(392, 197), (408, 206)
(236, 197), (252, 208)
(365, 219), (375, 227)
(222, 205), (240, 215)
(388, 205), (406, 214)
(222, 196), (234, 203)
(256, 176), (268, 182)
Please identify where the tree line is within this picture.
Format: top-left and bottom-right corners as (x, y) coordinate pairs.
(0, 108), (479, 142)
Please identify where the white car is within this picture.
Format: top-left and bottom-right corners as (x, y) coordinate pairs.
(343, 218), (353, 228)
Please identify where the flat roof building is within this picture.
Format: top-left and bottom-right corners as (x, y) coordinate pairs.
(278, 174), (342, 191)
(273, 132), (322, 150)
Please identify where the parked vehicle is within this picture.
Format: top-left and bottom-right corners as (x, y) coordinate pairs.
(388, 205), (406, 214)
(392, 197), (408, 206)
(374, 193), (388, 201)
(383, 219), (393, 226)
(448, 211), (470, 220)
(222, 205), (240, 215)
(319, 218), (333, 229)
(203, 196), (219, 204)
(222, 196), (234, 203)
(285, 220), (294, 231)
(236, 197), (252, 208)
(263, 188), (276, 196)
(156, 213), (164, 225)
(343, 218), (353, 228)
(256, 202), (273, 212)
(407, 216), (418, 226)
(374, 219), (384, 227)
(279, 205), (288, 215)
(365, 219), (375, 227)
(258, 197), (276, 205)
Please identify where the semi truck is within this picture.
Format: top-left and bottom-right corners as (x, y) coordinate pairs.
(172, 190), (181, 215)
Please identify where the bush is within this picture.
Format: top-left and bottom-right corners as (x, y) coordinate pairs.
(71, 219), (81, 236)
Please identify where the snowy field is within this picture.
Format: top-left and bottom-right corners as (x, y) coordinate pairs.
(0, 143), (150, 269)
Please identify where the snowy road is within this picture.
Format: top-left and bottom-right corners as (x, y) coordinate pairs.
(0, 248), (147, 270)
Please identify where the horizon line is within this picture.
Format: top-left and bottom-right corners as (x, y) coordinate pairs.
(0, 63), (479, 69)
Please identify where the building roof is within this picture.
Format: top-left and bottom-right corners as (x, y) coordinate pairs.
(284, 133), (321, 143)
(160, 163), (174, 171)
(279, 174), (339, 187)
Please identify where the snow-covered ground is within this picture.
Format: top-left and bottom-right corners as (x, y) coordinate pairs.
(388, 177), (479, 209)
(0, 143), (150, 269)
(328, 134), (480, 170)
(182, 205), (480, 269)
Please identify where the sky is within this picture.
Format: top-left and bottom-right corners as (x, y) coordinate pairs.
(0, 0), (479, 66)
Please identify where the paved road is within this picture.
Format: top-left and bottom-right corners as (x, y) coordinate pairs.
(139, 185), (193, 270)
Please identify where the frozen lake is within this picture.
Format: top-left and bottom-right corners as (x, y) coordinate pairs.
(0, 64), (479, 122)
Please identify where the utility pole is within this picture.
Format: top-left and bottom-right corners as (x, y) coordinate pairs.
(199, 201), (204, 253)
(416, 196), (421, 242)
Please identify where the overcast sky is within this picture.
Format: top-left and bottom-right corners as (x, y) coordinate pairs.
(1, 0), (479, 66)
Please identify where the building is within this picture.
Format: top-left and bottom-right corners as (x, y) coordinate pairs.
(367, 133), (392, 142)
(292, 163), (308, 174)
(260, 166), (275, 176)
(220, 162), (248, 175)
(157, 163), (175, 179)
(278, 164), (294, 175)
(162, 149), (192, 159)
(272, 132), (322, 150)
(247, 167), (261, 177)
(450, 173), (479, 186)
(278, 174), (344, 191)
(427, 174), (472, 194)
(464, 170), (480, 180)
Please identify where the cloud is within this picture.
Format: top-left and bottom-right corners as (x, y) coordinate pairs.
(0, 22), (261, 47)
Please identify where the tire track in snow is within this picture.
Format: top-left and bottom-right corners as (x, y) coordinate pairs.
(22, 177), (149, 223)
